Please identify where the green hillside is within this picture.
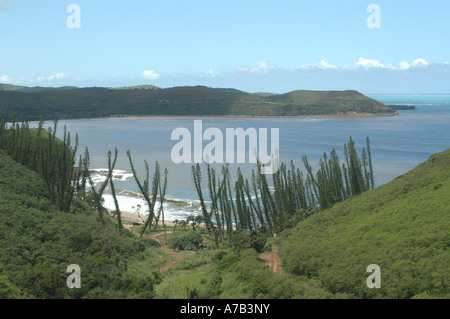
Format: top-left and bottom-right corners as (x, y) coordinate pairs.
(266, 89), (396, 115)
(279, 149), (450, 298)
(0, 84), (29, 92)
(156, 148), (449, 299)
(0, 83), (78, 93)
(0, 149), (165, 298)
(0, 84), (396, 120)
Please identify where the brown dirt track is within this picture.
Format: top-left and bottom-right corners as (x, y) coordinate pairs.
(259, 249), (283, 273)
(123, 223), (183, 272)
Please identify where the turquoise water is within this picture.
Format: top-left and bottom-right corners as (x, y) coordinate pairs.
(52, 94), (450, 220)
(368, 94), (450, 106)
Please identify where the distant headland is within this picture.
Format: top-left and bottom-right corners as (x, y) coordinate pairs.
(0, 83), (397, 121)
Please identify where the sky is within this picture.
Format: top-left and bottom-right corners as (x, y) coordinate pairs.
(0, 0), (449, 94)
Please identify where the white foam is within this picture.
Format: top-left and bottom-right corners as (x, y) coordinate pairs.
(89, 168), (134, 185)
(102, 193), (201, 221)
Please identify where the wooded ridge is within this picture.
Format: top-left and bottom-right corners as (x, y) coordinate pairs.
(0, 84), (397, 120)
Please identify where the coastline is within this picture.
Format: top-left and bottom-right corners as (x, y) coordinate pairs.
(54, 111), (398, 123)
(112, 210), (179, 227)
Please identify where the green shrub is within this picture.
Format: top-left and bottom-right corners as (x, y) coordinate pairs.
(169, 231), (203, 250)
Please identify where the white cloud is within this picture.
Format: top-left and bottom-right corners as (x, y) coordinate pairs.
(399, 61), (410, 70)
(236, 61), (276, 73)
(294, 56), (437, 73)
(299, 56), (337, 70)
(48, 72), (66, 80)
(0, 74), (13, 82)
(141, 70), (160, 80)
(412, 58), (429, 67)
(399, 58), (429, 70)
(201, 70), (220, 78)
(37, 72), (66, 81)
(355, 57), (394, 69)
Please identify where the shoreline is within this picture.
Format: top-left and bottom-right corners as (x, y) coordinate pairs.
(42, 111), (398, 123)
(106, 111), (399, 120)
(111, 210), (180, 227)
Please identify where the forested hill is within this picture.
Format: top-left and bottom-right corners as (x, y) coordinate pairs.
(279, 148), (450, 299)
(0, 84), (396, 120)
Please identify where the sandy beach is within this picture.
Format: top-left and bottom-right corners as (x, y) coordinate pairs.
(112, 210), (178, 227)
(59, 111), (398, 123)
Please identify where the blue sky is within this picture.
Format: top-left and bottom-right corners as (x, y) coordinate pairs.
(0, 0), (449, 93)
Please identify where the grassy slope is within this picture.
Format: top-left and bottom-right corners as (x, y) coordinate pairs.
(279, 149), (450, 298)
(0, 85), (396, 120)
(0, 150), (165, 298)
(154, 248), (331, 299)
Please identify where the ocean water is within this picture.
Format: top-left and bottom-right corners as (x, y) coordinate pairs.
(49, 94), (450, 221)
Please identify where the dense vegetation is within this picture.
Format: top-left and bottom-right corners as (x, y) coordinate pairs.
(0, 149), (164, 298)
(264, 89), (396, 115)
(157, 148), (449, 299)
(0, 84), (396, 121)
(190, 137), (375, 248)
(1, 141), (448, 299)
(0, 108), (77, 212)
(0, 110), (170, 298)
(279, 149), (450, 298)
(0, 147), (325, 299)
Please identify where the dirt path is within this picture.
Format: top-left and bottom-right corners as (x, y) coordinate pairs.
(144, 231), (184, 272)
(124, 225), (184, 272)
(260, 249), (283, 273)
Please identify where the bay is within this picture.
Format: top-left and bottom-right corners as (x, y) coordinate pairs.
(50, 94), (450, 220)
